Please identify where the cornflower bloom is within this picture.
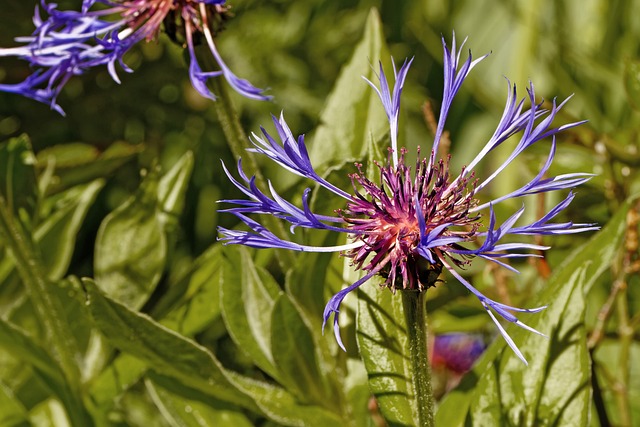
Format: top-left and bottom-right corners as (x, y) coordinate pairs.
(218, 35), (598, 364)
(0, 0), (270, 114)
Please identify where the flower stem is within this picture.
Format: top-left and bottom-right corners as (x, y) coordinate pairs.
(0, 195), (90, 425)
(401, 290), (435, 427)
(210, 77), (264, 180)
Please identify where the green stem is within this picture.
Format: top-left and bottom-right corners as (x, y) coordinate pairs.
(210, 77), (264, 180)
(402, 290), (435, 427)
(0, 196), (89, 425)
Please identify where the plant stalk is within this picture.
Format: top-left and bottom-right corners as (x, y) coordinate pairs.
(210, 77), (264, 180)
(402, 290), (435, 427)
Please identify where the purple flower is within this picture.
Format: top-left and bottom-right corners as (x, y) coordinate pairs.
(218, 35), (598, 365)
(0, 0), (270, 114)
(431, 333), (486, 373)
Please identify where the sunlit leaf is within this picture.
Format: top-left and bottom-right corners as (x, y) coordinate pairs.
(145, 378), (253, 427)
(309, 8), (391, 171)
(0, 316), (88, 426)
(94, 168), (166, 309)
(157, 151), (194, 229)
(0, 317), (65, 391)
(227, 373), (344, 427)
(356, 280), (417, 427)
(159, 245), (224, 337)
(89, 353), (147, 409)
(0, 380), (28, 427)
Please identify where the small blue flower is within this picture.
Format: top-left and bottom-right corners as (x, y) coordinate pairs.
(0, 0), (270, 114)
(218, 34), (598, 365)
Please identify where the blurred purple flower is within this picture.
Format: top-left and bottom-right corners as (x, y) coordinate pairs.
(0, 0), (270, 114)
(431, 333), (486, 373)
(218, 35), (598, 364)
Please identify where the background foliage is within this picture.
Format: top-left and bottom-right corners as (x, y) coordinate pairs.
(1, 0), (639, 426)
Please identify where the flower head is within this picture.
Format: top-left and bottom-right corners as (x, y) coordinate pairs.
(0, 0), (270, 114)
(218, 35), (598, 365)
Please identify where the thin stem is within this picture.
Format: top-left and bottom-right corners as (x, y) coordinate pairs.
(615, 281), (632, 427)
(401, 290), (435, 427)
(613, 205), (639, 427)
(587, 278), (624, 350)
(210, 77), (264, 180)
(590, 348), (611, 427)
(0, 196), (90, 425)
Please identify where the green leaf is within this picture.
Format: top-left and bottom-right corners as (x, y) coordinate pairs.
(309, 8), (391, 171)
(0, 381), (29, 427)
(0, 316), (87, 426)
(0, 180), (104, 288)
(0, 317), (65, 391)
(219, 246), (282, 381)
(157, 151), (194, 223)
(624, 59), (640, 111)
(0, 134), (37, 219)
(34, 180), (104, 279)
(90, 245), (224, 412)
(145, 378), (253, 427)
(270, 294), (339, 408)
(82, 277), (255, 411)
(344, 359), (377, 427)
(227, 373), (344, 427)
(356, 281), (417, 427)
(36, 141), (142, 195)
(285, 231), (342, 324)
(159, 245), (224, 337)
(89, 353), (147, 408)
(94, 168), (166, 309)
(436, 197), (633, 427)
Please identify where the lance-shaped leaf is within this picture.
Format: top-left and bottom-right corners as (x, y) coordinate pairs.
(357, 279), (417, 427)
(82, 278), (255, 411)
(145, 377), (254, 427)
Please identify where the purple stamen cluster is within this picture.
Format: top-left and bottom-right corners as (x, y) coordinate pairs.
(342, 149), (479, 292)
(0, 0), (270, 114)
(218, 35), (598, 364)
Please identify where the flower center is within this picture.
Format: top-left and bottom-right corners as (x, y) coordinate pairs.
(341, 149), (479, 291)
